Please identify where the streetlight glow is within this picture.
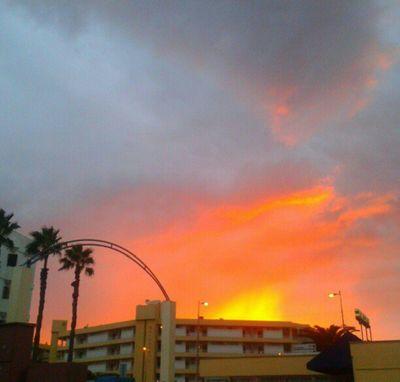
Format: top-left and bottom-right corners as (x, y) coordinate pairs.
(327, 290), (345, 327)
(196, 300), (209, 382)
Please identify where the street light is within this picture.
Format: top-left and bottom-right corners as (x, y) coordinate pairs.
(196, 301), (208, 382)
(328, 290), (345, 327)
(141, 346), (148, 382)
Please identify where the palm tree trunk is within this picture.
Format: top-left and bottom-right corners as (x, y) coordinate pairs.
(32, 256), (49, 362)
(67, 267), (81, 362)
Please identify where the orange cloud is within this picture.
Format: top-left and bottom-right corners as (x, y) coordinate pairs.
(35, 183), (398, 341)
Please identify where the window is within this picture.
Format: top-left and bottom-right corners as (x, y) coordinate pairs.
(109, 329), (121, 340)
(2, 280), (11, 299)
(57, 339), (67, 347)
(186, 326), (196, 336)
(7, 253), (18, 267)
(77, 334), (87, 344)
(0, 311), (7, 323)
(186, 343), (197, 353)
(244, 343), (263, 354)
(75, 349), (86, 359)
(282, 328), (290, 338)
(185, 358), (197, 369)
(106, 360), (119, 371)
(107, 345), (120, 355)
(243, 328), (262, 338)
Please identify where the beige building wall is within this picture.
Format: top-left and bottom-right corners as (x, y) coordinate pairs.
(160, 301), (176, 382)
(351, 340), (400, 382)
(133, 301), (176, 382)
(7, 266), (35, 322)
(0, 231), (35, 323)
(49, 309), (314, 381)
(199, 355), (323, 379)
(50, 320), (68, 362)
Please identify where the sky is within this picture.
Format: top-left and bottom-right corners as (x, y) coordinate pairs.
(0, 1), (399, 341)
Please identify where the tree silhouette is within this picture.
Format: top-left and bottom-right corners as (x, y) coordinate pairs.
(0, 208), (20, 255)
(26, 226), (63, 361)
(59, 245), (95, 362)
(304, 325), (356, 351)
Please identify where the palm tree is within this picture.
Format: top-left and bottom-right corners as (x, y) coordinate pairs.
(0, 208), (20, 256)
(304, 324), (355, 351)
(26, 226), (63, 362)
(59, 245), (95, 362)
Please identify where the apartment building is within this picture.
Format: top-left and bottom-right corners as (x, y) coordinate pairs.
(50, 301), (316, 382)
(0, 231), (35, 323)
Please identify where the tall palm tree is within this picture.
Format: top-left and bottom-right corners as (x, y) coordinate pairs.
(26, 226), (63, 362)
(0, 208), (20, 256)
(304, 324), (355, 351)
(59, 245), (95, 362)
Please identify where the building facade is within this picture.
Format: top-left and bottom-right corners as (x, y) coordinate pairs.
(199, 341), (400, 382)
(50, 301), (316, 382)
(0, 231), (35, 323)
(200, 355), (333, 382)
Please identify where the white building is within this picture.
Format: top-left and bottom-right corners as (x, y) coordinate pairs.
(50, 301), (316, 382)
(0, 231), (35, 323)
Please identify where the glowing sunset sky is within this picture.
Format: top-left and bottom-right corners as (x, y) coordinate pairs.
(1, 1), (399, 341)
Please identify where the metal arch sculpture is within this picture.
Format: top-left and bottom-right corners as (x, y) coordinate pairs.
(25, 239), (170, 301)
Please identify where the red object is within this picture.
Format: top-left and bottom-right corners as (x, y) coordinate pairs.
(0, 323), (35, 382)
(26, 362), (87, 382)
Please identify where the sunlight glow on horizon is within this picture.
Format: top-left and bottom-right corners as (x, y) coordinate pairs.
(211, 289), (281, 322)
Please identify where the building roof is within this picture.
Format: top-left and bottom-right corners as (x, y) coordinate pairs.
(57, 318), (310, 337)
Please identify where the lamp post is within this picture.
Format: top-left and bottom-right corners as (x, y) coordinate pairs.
(328, 290), (345, 327)
(195, 301), (208, 382)
(141, 346), (147, 382)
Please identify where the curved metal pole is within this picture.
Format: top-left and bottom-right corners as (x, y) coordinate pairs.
(25, 239), (170, 301)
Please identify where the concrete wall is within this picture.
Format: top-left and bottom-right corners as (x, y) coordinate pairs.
(160, 301), (176, 382)
(208, 343), (243, 354)
(263, 328), (283, 339)
(200, 355), (320, 378)
(0, 231), (35, 324)
(7, 267), (35, 323)
(87, 332), (108, 344)
(264, 344), (284, 355)
(351, 341), (400, 382)
(86, 347), (107, 358)
(175, 342), (185, 352)
(175, 326), (186, 336)
(175, 358), (185, 369)
(208, 328), (242, 338)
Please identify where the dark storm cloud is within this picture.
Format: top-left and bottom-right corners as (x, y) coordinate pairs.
(9, 0), (392, 142)
(2, 0), (397, 225)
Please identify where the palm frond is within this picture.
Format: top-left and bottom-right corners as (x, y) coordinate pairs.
(85, 267), (95, 277)
(59, 245), (95, 277)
